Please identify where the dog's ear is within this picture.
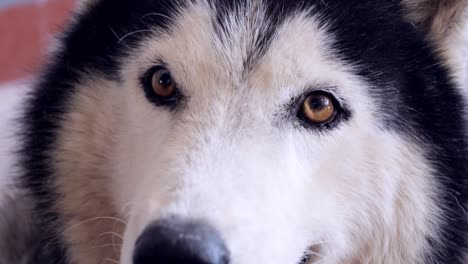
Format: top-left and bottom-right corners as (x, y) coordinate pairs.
(403, 0), (468, 41)
(404, 1), (468, 88)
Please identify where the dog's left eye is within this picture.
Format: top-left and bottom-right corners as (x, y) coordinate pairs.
(151, 67), (176, 98)
(142, 66), (181, 108)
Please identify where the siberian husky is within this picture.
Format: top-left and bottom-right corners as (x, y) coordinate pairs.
(1, 0), (468, 263)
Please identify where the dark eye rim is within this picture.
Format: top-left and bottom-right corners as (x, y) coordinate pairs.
(141, 65), (183, 109)
(296, 90), (350, 130)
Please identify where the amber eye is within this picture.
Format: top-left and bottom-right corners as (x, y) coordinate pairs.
(300, 92), (337, 125)
(151, 67), (176, 98)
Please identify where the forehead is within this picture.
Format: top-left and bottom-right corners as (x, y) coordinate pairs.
(74, 0), (411, 80)
(131, 1), (345, 93)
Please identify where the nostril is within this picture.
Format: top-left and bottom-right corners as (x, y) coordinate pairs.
(133, 216), (230, 264)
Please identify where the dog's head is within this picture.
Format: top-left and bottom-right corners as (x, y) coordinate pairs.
(23, 1), (468, 264)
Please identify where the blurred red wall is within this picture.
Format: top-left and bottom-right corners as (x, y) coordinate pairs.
(0, 0), (75, 83)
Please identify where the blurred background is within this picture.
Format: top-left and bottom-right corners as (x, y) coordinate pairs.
(0, 0), (75, 205)
(0, 0), (74, 88)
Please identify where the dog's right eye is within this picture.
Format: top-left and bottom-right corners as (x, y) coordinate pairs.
(298, 91), (337, 126)
(142, 66), (181, 108)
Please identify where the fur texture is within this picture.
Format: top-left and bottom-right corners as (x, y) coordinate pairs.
(0, 194), (39, 264)
(1, 1), (467, 264)
(403, 0), (468, 39)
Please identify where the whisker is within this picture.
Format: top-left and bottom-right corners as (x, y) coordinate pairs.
(118, 29), (154, 43)
(91, 243), (123, 250)
(97, 232), (124, 241)
(108, 26), (120, 41)
(45, 217), (127, 249)
(140, 12), (176, 23)
(95, 231), (124, 255)
(112, 232), (120, 256)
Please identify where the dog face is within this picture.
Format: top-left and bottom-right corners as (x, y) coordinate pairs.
(21, 1), (468, 264)
(113, 3), (439, 263)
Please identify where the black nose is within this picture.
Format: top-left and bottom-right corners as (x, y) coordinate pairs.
(133, 216), (230, 264)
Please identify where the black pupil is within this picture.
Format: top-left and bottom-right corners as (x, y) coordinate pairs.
(159, 72), (173, 87)
(309, 95), (329, 110)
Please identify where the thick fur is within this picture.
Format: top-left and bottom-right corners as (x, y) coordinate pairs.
(404, 0), (468, 38)
(0, 194), (39, 264)
(1, 0), (467, 264)
(403, 0), (468, 94)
